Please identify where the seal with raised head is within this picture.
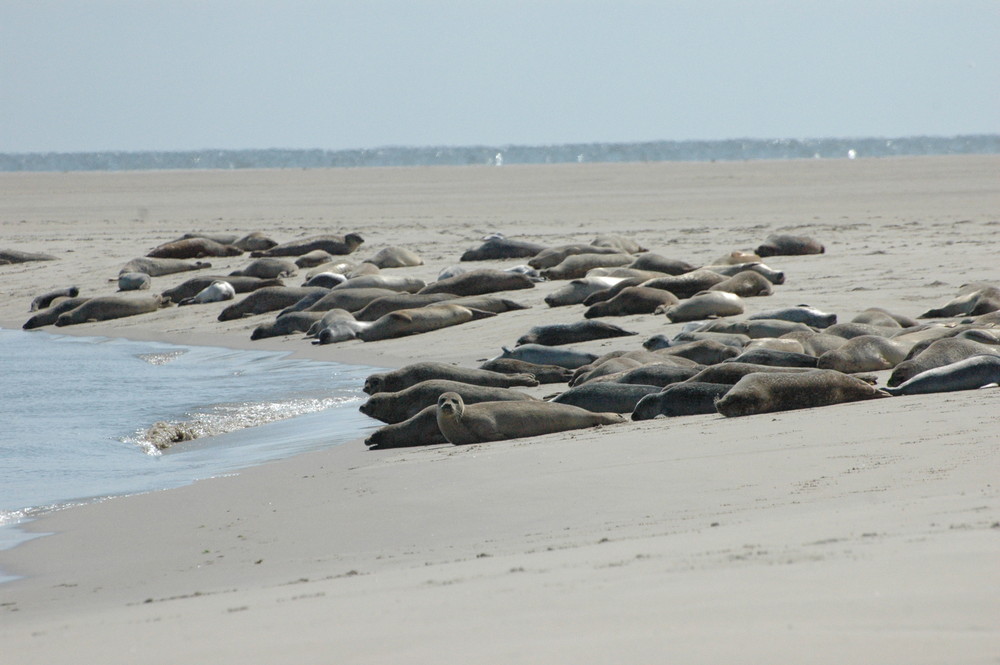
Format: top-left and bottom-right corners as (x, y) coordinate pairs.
(884, 355), (1000, 396)
(365, 405), (448, 449)
(360, 380), (537, 424)
(631, 382), (733, 420)
(662, 291), (744, 323)
(715, 369), (889, 417)
(755, 234), (825, 257)
(436, 392), (625, 445)
(358, 304), (495, 342)
(477, 358), (574, 384)
(516, 320), (638, 347)
(55, 294), (165, 327)
(178, 280), (236, 306)
(584, 286), (679, 318)
(418, 269), (535, 297)
(30, 286), (80, 311)
(217, 286), (330, 321)
(251, 233), (365, 258)
(119, 257), (212, 277)
(364, 362), (538, 395)
(364, 246), (423, 269)
(147, 237), (243, 259)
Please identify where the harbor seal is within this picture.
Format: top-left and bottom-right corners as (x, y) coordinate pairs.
(365, 405), (448, 448)
(884, 355), (1000, 396)
(528, 244), (628, 270)
(460, 237), (549, 261)
(160, 275), (283, 303)
(117, 272), (151, 291)
(587, 363), (701, 388)
(178, 280), (236, 306)
(229, 257), (298, 279)
(332, 274), (425, 293)
(540, 253), (633, 280)
(684, 362), (814, 386)
(360, 380), (537, 424)
(294, 250), (336, 269)
(477, 358), (574, 384)
(495, 344), (599, 370)
(816, 335), (909, 372)
(54, 294), (165, 327)
(0, 249), (57, 264)
(436, 392), (625, 445)
(920, 286), (1000, 318)
(755, 234), (825, 257)
(591, 234), (647, 254)
(358, 304), (495, 342)
(701, 262), (786, 285)
(303, 287), (399, 313)
(626, 253), (698, 275)
(545, 277), (625, 307)
(30, 286), (80, 311)
(584, 286), (679, 318)
(364, 362), (538, 394)
(712, 250), (761, 265)
(364, 246), (423, 269)
(217, 286), (330, 321)
(23, 297), (91, 329)
(250, 311), (326, 339)
(302, 272), (348, 289)
(147, 237), (242, 259)
(515, 320), (638, 346)
(631, 382), (733, 420)
(640, 269), (729, 299)
(748, 306), (837, 328)
(550, 382), (662, 413)
(715, 369), (889, 417)
(352, 293), (458, 321)
(707, 270), (773, 297)
(654, 339), (740, 365)
(647, 331), (751, 350)
(779, 331), (848, 357)
(662, 291), (744, 323)
(251, 233), (364, 257)
(119, 257), (212, 277)
(852, 307), (919, 329)
(887, 338), (1000, 387)
(725, 348), (818, 368)
(418, 269), (535, 296)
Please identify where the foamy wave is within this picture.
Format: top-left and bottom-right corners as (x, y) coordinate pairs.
(125, 396), (359, 453)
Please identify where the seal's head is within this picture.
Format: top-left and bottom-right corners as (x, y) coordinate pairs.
(437, 391), (465, 419)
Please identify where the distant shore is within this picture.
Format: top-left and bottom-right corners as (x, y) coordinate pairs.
(1, 155), (998, 664)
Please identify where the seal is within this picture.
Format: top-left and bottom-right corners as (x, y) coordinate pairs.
(640, 269), (729, 299)
(418, 269), (535, 297)
(359, 379), (537, 424)
(23, 297), (90, 329)
(305, 308), (362, 336)
(778, 331), (847, 357)
(364, 246), (424, 269)
(217, 286), (330, 321)
(590, 234), (647, 254)
(725, 348), (818, 368)
(302, 272), (348, 289)
(477, 358), (574, 384)
(250, 311), (327, 339)
(539, 253), (633, 280)
(920, 285), (1000, 318)
(694, 318), (816, 339)
(0, 249), (57, 264)
(755, 234), (825, 257)
(365, 405), (448, 448)
(147, 237), (243, 259)
(816, 335), (909, 373)
(700, 262), (786, 285)
(436, 392), (625, 445)
(229, 257), (298, 279)
(715, 369), (889, 417)
(655, 331), (751, 349)
(743, 337), (806, 354)
(884, 355), (1000, 396)
(584, 286), (679, 318)
(313, 319), (372, 344)
(332, 274), (425, 293)
(303, 287), (399, 313)
(294, 250), (336, 269)
(251, 233), (365, 257)
(545, 277), (626, 307)
(515, 320), (638, 347)
(495, 344), (599, 370)
(528, 244), (628, 270)
(178, 280), (236, 306)
(631, 382), (733, 420)
(460, 237), (549, 261)
(178, 231), (277, 251)
(707, 270), (773, 297)
(684, 362), (814, 385)
(626, 253), (698, 275)
(887, 338), (1000, 387)
(119, 257), (212, 277)
(30, 286), (80, 312)
(550, 382), (662, 413)
(662, 291), (744, 323)
(54, 294), (165, 327)
(818, 322), (901, 340)
(748, 306), (837, 328)
(712, 250), (761, 265)
(585, 363), (701, 388)
(353, 293), (458, 321)
(117, 272), (151, 291)
(364, 362), (539, 395)
(570, 357), (646, 386)
(160, 275), (283, 303)
(358, 304), (495, 342)
(305, 260), (378, 279)
(651, 339), (739, 365)
(852, 307), (919, 329)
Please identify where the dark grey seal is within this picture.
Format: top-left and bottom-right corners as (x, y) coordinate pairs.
(631, 382), (732, 420)
(550, 382), (662, 413)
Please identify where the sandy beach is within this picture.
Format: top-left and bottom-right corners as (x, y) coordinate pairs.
(1, 156), (998, 663)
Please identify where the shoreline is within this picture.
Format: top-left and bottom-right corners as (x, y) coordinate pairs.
(1, 156), (998, 663)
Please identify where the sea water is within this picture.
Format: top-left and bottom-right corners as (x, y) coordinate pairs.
(0, 328), (381, 570)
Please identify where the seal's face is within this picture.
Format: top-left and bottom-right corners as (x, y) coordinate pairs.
(363, 375), (383, 395)
(437, 392), (463, 418)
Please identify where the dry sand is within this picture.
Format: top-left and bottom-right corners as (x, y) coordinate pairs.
(1, 156), (998, 663)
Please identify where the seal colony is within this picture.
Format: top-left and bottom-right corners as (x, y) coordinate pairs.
(16, 222), (1000, 450)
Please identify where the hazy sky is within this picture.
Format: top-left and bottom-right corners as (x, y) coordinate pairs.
(2, 1), (998, 153)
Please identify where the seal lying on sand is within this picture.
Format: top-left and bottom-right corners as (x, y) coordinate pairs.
(662, 291), (744, 323)
(631, 382), (733, 420)
(365, 405), (448, 449)
(477, 358), (574, 384)
(584, 287), (679, 318)
(229, 258), (298, 279)
(147, 237), (243, 259)
(755, 234), (825, 257)
(358, 304), (495, 342)
(359, 380), (537, 424)
(887, 338), (1000, 387)
(251, 233), (365, 257)
(217, 286), (330, 321)
(161, 276), (284, 303)
(119, 257), (212, 277)
(0, 249), (57, 264)
(495, 344), (599, 370)
(352, 293), (457, 321)
(418, 270), (535, 297)
(626, 253), (697, 275)
(363, 246), (424, 268)
(748, 306), (837, 328)
(550, 382), (662, 413)
(436, 392), (625, 445)
(30, 286), (80, 311)
(715, 369), (889, 417)
(516, 320), (638, 346)
(884, 355), (1000, 396)
(54, 294), (165, 327)
(23, 297), (91, 329)
(460, 237), (549, 261)
(364, 362), (539, 394)
(117, 272), (151, 291)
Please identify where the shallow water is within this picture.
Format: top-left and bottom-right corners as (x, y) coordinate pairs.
(0, 329), (381, 568)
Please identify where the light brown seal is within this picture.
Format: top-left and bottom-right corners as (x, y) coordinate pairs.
(707, 270), (773, 297)
(436, 392), (625, 444)
(584, 286), (679, 318)
(515, 320), (637, 346)
(119, 257), (212, 277)
(418, 269), (535, 296)
(715, 369), (889, 417)
(0, 249), (57, 264)
(251, 233), (365, 258)
(55, 295), (165, 327)
(528, 244), (628, 269)
(816, 335), (909, 373)
(23, 297), (91, 329)
(229, 257), (298, 279)
(364, 362), (538, 394)
(364, 246), (424, 268)
(539, 253), (633, 280)
(147, 237), (242, 259)
(358, 304), (494, 342)
(662, 291), (744, 323)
